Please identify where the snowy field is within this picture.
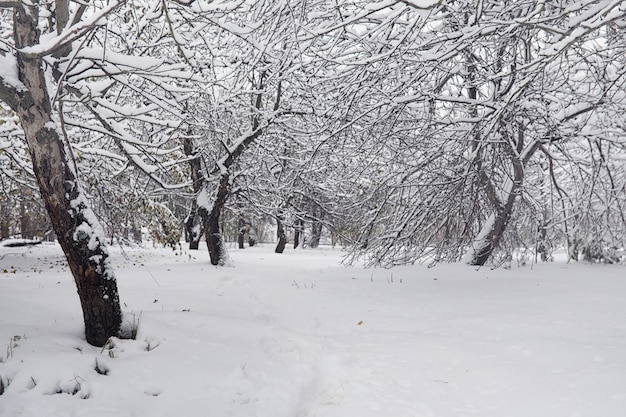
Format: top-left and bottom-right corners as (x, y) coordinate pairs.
(0, 241), (625, 417)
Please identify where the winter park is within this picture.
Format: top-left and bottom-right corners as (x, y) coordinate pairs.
(1, 0), (626, 416)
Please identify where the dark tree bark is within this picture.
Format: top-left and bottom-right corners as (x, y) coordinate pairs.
(19, 202), (33, 239)
(183, 135), (205, 250)
(293, 218), (304, 249)
(205, 174), (230, 265)
(203, 127), (264, 263)
(201, 70), (274, 264)
(468, 124), (539, 266)
(1, 219), (8, 240)
(309, 205), (323, 248)
(237, 215), (246, 249)
(468, 208), (515, 266)
(464, 49), (525, 267)
(309, 222), (322, 248)
(275, 214), (287, 253)
(2, 3), (122, 346)
(185, 209), (202, 250)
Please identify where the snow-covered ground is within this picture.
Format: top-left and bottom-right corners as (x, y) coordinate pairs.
(0, 242), (625, 417)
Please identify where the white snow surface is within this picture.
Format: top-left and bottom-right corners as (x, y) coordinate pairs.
(0, 243), (625, 417)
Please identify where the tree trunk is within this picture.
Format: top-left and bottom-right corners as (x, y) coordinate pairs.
(185, 202), (204, 250)
(183, 135), (205, 250)
(1, 219), (8, 240)
(205, 175), (230, 265)
(536, 221), (549, 262)
(248, 226), (257, 247)
(467, 130), (533, 266)
(131, 222), (142, 243)
(467, 161), (523, 266)
(237, 215), (246, 249)
(309, 223), (321, 248)
(19, 202), (33, 239)
(309, 208), (323, 248)
(200, 72), (267, 261)
(8, 4), (122, 346)
(294, 218), (304, 249)
(467, 210), (512, 266)
(275, 215), (287, 253)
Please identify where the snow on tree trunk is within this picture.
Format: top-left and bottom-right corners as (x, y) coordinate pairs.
(185, 203), (204, 250)
(9, 3), (122, 347)
(205, 175), (229, 265)
(466, 161), (524, 266)
(466, 212), (507, 266)
(184, 136), (205, 250)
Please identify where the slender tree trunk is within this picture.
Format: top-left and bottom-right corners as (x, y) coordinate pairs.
(131, 221), (142, 243)
(1, 219), (8, 240)
(183, 136), (205, 250)
(8, 4), (122, 346)
(201, 71), (269, 262)
(294, 218), (304, 249)
(275, 214), (287, 253)
(185, 211), (201, 250)
(237, 215), (246, 249)
(248, 225), (257, 247)
(185, 201), (205, 250)
(467, 126), (537, 266)
(310, 221), (322, 248)
(309, 206), (323, 248)
(205, 174), (230, 265)
(19, 202), (32, 239)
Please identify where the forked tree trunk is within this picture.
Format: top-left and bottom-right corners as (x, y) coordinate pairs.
(8, 4), (122, 346)
(201, 72), (268, 263)
(467, 126), (535, 266)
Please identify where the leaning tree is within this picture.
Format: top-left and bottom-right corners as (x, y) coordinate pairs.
(0, 0), (124, 346)
(0, 0), (201, 345)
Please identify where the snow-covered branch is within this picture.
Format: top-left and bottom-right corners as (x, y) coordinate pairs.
(18, 1), (123, 58)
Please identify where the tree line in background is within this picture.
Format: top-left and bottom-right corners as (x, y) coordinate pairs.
(1, 0), (625, 345)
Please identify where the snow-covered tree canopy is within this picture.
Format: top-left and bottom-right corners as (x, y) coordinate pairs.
(1, 0), (625, 268)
